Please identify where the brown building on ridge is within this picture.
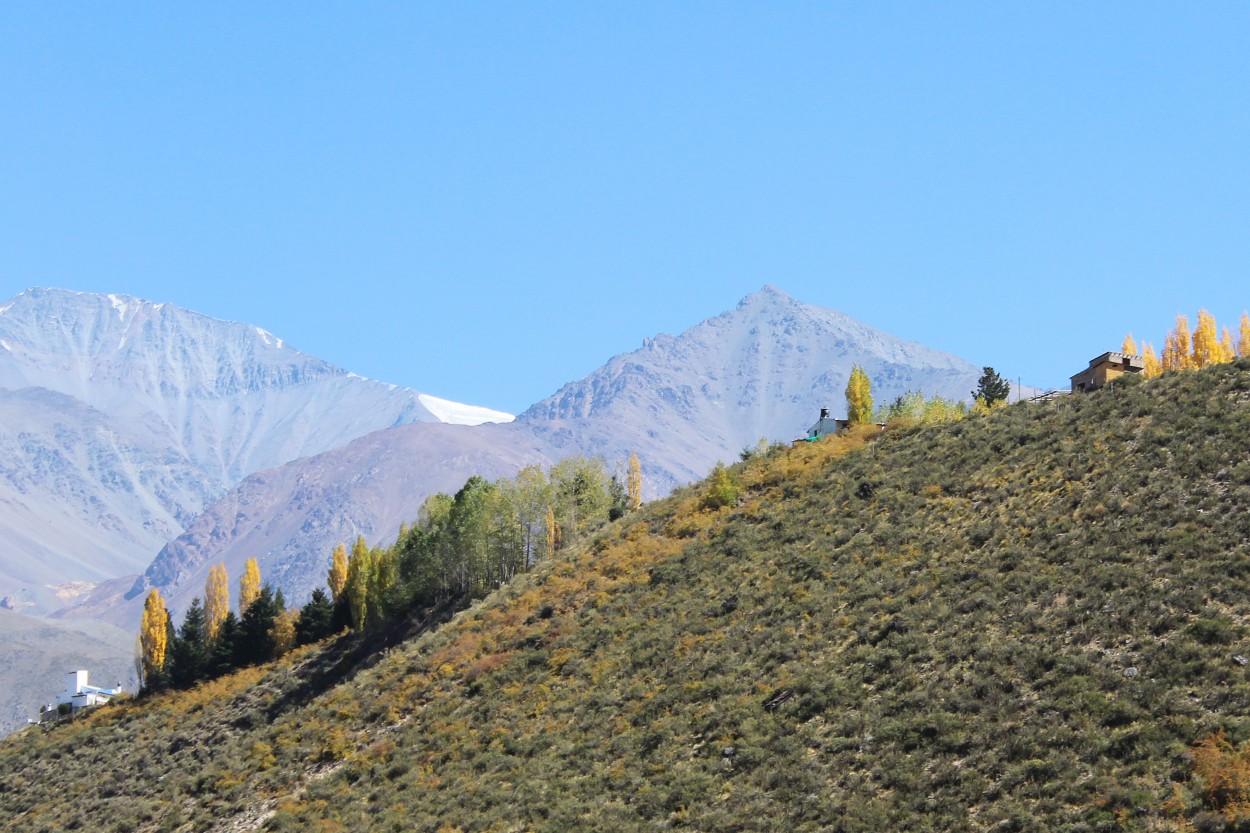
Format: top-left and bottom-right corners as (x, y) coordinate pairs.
(1070, 351), (1145, 393)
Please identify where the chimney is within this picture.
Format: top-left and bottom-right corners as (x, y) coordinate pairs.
(819, 407), (829, 420)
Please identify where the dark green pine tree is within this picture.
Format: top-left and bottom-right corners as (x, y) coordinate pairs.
(973, 366), (1011, 405)
(208, 611), (240, 678)
(166, 597), (208, 690)
(237, 584), (282, 666)
(330, 591), (353, 633)
(295, 587), (336, 646)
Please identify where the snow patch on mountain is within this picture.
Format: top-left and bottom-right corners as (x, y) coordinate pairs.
(418, 393), (515, 426)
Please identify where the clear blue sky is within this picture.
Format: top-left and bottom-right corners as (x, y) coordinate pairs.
(3, 4), (1248, 412)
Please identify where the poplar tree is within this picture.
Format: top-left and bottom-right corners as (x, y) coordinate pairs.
(1142, 343), (1161, 378)
(327, 543), (348, 601)
(1240, 313), (1250, 358)
(448, 476), (496, 596)
(239, 558), (261, 613)
(139, 588), (169, 691)
(627, 452), (643, 511)
(1122, 333), (1138, 356)
(204, 563), (229, 645)
(1175, 315), (1192, 369)
(1221, 327), (1236, 363)
(484, 486), (524, 584)
(1163, 315), (1192, 372)
(345, 535), (374, 630)
(845, 365), (873, 425)
(371, 545), (398, 621)
(270, 606), (299, 658)
(511, 465), (553, 568)
(1192, 309), (1221, 369)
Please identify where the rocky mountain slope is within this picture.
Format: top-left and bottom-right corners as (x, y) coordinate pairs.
(0, 288), (511, 613)
(0, 386), (208, 613)
(113, 286), (986, 627)
(4, 362), (1249, 831)
(520, 284), (983, 491)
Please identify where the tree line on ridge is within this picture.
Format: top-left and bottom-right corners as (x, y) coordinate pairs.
(136, 453), (644, 694)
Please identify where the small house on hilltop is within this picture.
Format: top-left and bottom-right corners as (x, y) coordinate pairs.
(806, 407), (846, 440)
(39, 670), (122, 722)
(1071, 352), (1144, 393)
(794, 408), (885, 445)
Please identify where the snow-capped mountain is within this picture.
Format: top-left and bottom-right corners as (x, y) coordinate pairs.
(107, 286), (987, 629)
(0, 288), (512, 613)
(0, 289), (512, 484)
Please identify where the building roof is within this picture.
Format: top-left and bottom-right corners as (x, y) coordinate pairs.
(1072, 351), (1145, 375)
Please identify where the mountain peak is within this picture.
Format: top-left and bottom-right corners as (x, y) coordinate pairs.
(737, 283), (797, 309)
(521, 288), (982, 485)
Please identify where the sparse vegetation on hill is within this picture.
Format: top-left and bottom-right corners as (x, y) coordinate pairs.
(5, 362), (1250, 831)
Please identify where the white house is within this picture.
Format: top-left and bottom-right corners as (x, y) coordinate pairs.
(55, 670), (122, 712)
(805, 408), (844, 440)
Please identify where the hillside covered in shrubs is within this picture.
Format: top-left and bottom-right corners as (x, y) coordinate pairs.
(4, 361), (1250, 832)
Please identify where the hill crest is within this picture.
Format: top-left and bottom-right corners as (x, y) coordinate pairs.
(6, 362), (1250, 830)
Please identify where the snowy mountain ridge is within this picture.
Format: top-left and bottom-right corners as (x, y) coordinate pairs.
(0, 287), (512, 614)
(0, 288), (512, 482)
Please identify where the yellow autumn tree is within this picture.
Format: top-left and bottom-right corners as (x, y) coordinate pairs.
(1121, 333), (1138, 356)
(327, 542), (348, 601)
(627, 452), (643, 511)
(270, 606), (299, 657)
(1222, 326), (1236, 363)
(139, 588), (169, 688)
(371, 545), (397, 621)
(345, 535), (374, 631)
(1162, 314), (1192, 372)
(204, 562), (229, 645)
(845, 365), (873, 425)
(1141, 343), (1161, 378)
(239, 558), (261, 613)
(1240, 313), (1250, 358)
(1192, 309), (1221, 369)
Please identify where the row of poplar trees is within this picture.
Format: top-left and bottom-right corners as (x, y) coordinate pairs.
(137, 453), (644, 693)
(1126, 310), (1250, 376)
(137, 557), (335, 693)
